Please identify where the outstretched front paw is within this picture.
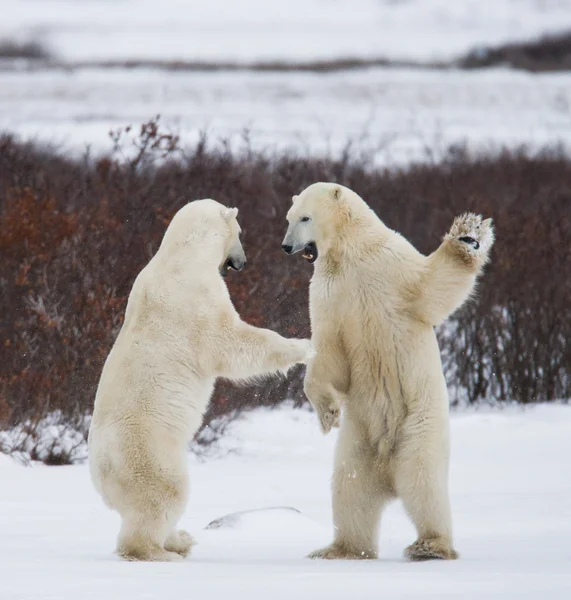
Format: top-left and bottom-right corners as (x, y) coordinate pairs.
(291, 339), (315, 365)
(446, 213), (494, 268)
(280, 338), (314, 374)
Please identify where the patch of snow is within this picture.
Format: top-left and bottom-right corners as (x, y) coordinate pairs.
(1, 67), (571, 165)
(1, 403), (570, 599)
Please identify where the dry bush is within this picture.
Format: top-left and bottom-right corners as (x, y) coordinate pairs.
(4, 30), (571, 75)
(459, 31), (571, 72)
(0, 40), (50, 60)
(0, 125), (570, 462)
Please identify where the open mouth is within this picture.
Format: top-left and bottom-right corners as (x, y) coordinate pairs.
(302, 242), (318, 263)
(220, 257), (239, 277)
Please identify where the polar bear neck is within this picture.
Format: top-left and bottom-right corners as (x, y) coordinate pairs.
(156, 228), (226, 276)
(319, 210), (393, 271)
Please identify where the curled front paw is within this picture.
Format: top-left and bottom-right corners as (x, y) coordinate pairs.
(446, 213), (494, 267)
(315, 398), (341, 434)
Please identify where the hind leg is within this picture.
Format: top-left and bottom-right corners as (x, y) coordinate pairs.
(309, 417), (393, 560)
(116, 480), (188, 562)
(395, 411), (458, 561)
(118, 511), (184, 562)
(114, 449), (190, 562)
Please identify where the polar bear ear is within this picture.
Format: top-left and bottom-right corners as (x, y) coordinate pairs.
(221, 207), (239, 222)
(331, 186), (343, 201)
(330, 185), (352, 220)
(291, 195), (299, 204)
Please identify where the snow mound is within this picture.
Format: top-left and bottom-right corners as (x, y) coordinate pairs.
(205, 506), (319, 535)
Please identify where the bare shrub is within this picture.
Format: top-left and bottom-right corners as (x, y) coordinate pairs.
(0, 413), (88, 466)
(0, 40), (51, 60)
(459, 31), (571, 72)
(4, 30), (571, 74)
(0, 126), (569, 462)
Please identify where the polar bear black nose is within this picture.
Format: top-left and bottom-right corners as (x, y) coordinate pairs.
(282, 244), (293, 254)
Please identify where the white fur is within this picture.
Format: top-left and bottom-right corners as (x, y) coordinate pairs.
(284, 183), (494, 561)
(89, 199), (312, 562)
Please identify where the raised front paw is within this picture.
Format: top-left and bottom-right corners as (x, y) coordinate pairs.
(446, 213), (494, 266)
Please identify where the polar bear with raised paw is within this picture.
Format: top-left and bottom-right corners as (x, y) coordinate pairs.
(282, 183), (494, 562)
(89, 199), (312, 562)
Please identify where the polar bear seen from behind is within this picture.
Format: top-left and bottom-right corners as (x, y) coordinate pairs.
(89, 199), (312, 562)
(282, 183), (494, 561)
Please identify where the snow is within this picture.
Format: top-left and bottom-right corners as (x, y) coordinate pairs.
(2, 1), (571, 163)
(1, 404), (570, 600)
(2, 0), (571, 63)
(2, 66), (571, 164)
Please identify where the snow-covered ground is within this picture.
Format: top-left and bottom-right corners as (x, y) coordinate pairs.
(2, 66), (571, 164)
(2, 0), (571, 63)
(2, 1), (571, 162)
(1, 404), (570, 600)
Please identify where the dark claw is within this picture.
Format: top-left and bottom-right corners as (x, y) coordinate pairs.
(459, 236), (480, 250)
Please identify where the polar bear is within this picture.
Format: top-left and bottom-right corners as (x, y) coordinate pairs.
(282, 182), (494, 561)
(89, 199), (312, 562)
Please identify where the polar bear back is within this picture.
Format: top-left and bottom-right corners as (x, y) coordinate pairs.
(90, 200), (240, 455)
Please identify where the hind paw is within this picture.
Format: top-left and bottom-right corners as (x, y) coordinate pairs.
(405, 538), (458, 561)
(164, 529), (195, 558)
(308, 543), (376, 560)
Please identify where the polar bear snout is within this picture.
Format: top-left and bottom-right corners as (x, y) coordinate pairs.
(228, 255), (246, 271)
(282, 237), (318, 263)
(221, 254), (246, 277)
(220, 240), (247, 277)
(282, 226), (314, 258)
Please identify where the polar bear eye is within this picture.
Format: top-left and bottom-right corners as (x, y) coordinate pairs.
(300, 216), (311, 223)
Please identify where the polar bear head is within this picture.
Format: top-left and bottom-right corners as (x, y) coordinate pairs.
(160, 199), (246, 277)
(282, 182), (363, 263)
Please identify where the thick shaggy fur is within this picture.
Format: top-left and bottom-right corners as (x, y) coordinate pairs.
(283, 183), (494, 561)
(89, 199), (312, 562)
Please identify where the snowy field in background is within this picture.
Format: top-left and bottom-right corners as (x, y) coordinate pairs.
(1, 404), (570, 600)
(2, 66), (571, 164)
(2, 0), (571, 63)
(2, 0), (571, 162)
